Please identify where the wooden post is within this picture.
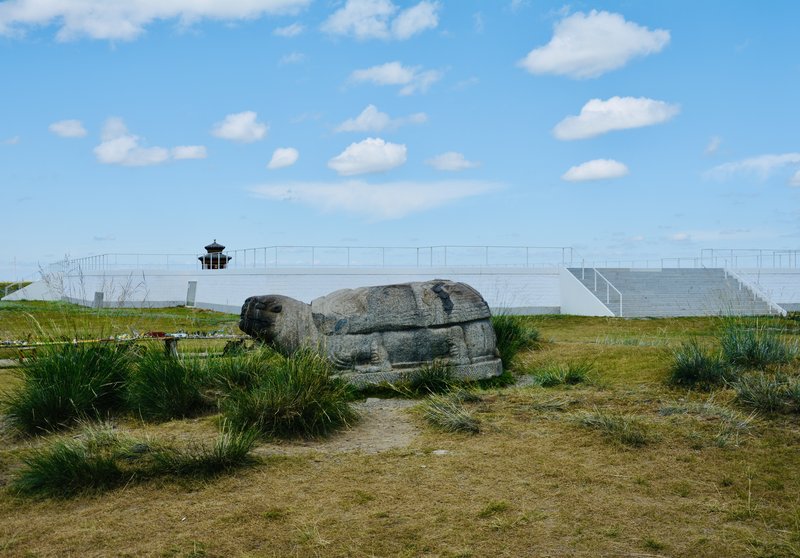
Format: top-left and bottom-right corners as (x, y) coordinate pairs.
(164, 337), (179, 358)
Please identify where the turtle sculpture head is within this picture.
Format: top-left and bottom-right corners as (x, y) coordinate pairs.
(239, 295), (318, 353)
(239, 280), (503, 386)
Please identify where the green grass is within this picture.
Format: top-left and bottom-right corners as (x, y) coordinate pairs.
(528, 360), (594, 387)
(2, 343), (132, 435)
(10, 423), (258, 498)
(720, 322), (797, 369)
(491, 314), (540, 370)
(732, 372), (797, 414)
(576, 408), (652, 447)
(668, 339), (731, 390)
(125, 349), (209, 422)
(220, 348), (358, 439)
(419, 393), (481, 433)
(406, 360), (455, 395)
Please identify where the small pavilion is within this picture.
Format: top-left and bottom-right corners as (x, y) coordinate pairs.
(198, 240), (232, 270)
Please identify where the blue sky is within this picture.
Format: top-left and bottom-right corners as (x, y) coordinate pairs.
(1, 0), (799, 279)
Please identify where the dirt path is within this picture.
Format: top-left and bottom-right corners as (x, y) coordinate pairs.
(255, 398), (420, 456)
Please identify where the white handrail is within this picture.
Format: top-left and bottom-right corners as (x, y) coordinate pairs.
(592, 268), (623, 317)
(724, 268), (787, 316)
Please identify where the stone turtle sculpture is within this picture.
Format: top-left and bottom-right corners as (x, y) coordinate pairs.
(239, 279), (503, 386)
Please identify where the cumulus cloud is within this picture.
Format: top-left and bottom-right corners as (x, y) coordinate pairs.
(0, 0), (311, 41)
(322, 0), (439, 41)
(349, 61), (441, 95)
(49, 119), (87, 138)
(250, 179), (498, 219)
(328, 138), (407, 176)
(172, 145), (207, 160)
(561, 159), (629, 182)
(211, 111), (268, 143)
(274, 22), (304, 37)
(335, 105), (427, 133)
(93, 118), (205, 166)
(554, 97), (679, 140)
(268, 147), (299, 169)
(519, 10), (670, 79)
(94, 118), (169, 166)
(426, 152), (480, 171)
(706, 153), (800, 182)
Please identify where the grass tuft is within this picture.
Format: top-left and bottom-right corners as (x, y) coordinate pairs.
(406, 360), (455, 394)
(420, 393), (481, 433)
(220, 348), (358, 439)
(576, 408), (652, 447)
(720, 323), (797, 369)
(2, 343), (131, 435)
(491, 314), (540, 370)
(732, 372), (790, 414)
(668, 339), (731, 390)
(125, 348), (208, 422)
(529, 361), (593, 387)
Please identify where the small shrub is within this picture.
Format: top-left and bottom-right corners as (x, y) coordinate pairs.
(720, 323), (797, 369)
(732, 373), (788, 414)
(407, 360), (455, 394)
(420, 393), (481, 433)
(221, 349), (357, 439)
(3, 343), (131, 435)
(125, 349), (208, 422)
(576, 408), (651, 447)
(668, 339), (730, 390)
(491, 315), (540, 370)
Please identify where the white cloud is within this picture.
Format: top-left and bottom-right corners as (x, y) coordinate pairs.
(211, 111), (268, 143)
(172, 145), (207, 160)
(94, 118), (170, 166)
(328, 137), (407, 176)
(268, 147), (299, 169)
(426, 152), (479, 171)
(322, 0), (439, 41)
(706, 153), (800, 182)
(279, 51), (305, 65)
(791, 170), (800, 187)
(705, 136), (722, 155)
(0, 0), (311, 41)
(49, 119), (87, 138)
(670, 232), (690, 242)
(473, 12), (484, 34)
(349, 61), (441, 95)
(519, 10), (670, 79)
(553, 97), (680, 140)
(274, 22), (304, 37)
(335, 105), (427, 133)
(561, 159), (629, 182)
(250, 179), (498, 220)
(2, 136), (20, 145)
(93, 118), (205, 166)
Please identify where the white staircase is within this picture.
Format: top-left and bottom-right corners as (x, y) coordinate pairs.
(566, 268), (782, 317)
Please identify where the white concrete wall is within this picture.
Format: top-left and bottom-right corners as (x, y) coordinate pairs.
(558, 268), (614, 317)
(5, 267), (561, 314)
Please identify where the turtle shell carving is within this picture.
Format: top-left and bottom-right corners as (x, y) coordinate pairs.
(239, 279), (503, 386)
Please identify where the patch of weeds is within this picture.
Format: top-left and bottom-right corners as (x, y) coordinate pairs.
(125, 349), (209, 422)
(733, 372), (790, 414)
(576, 408), (652, 447)
(352, 490), (375, 505)
(720, 322), (797, 369)
(262, 507), (289, 521)
(2, 343), (132, 435)
(529, 361), (593, 387)
(643, 538), (666, 551)
(206, 347), (281, 393)
(660, 398), (756, 447)
(491, 314), (540, 370)
(420, 393), (481, 433)
(11, 423), (257, 498)
(668, 339), (731, 390)
(220, 348), (358, 439)
(478, 500), (510, 518)
(406, 360), (455, 395)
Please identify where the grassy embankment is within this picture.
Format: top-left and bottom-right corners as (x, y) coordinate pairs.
(0, 301), (799, 557)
